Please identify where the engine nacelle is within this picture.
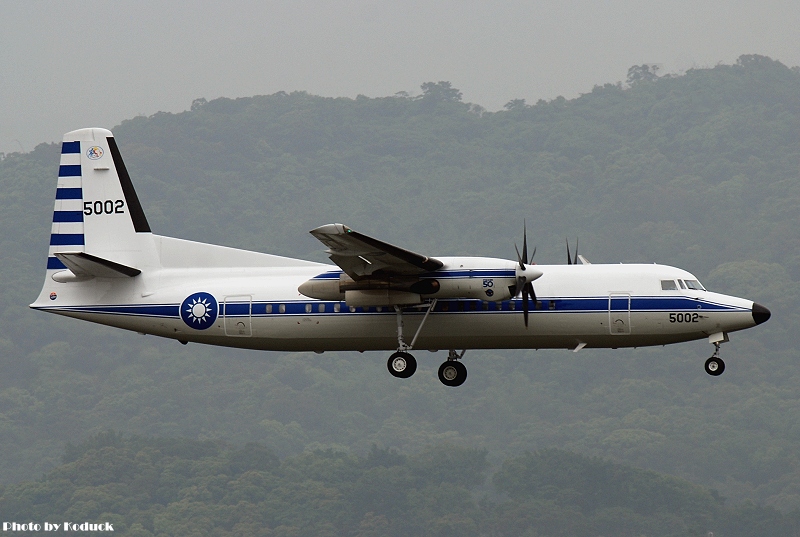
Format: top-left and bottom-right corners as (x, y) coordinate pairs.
(299, 272), (517, 304)
(344, 290), (421, 307)
(298, 277), (343, 301)
(421, 276), (515, 301)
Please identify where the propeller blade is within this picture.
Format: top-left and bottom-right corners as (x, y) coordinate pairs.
(515, 223), (539, 328)
(575, 238), (579, 265)
(522, 221), (528, 268)
(566, 238), (573, 265)
(522, 283), (530, 328)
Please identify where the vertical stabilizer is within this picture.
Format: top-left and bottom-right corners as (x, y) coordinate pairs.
(46, 128), (153, 273)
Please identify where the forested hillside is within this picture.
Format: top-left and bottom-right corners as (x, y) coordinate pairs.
(2, 432), (796, 536)
(1, 55), (799, 528)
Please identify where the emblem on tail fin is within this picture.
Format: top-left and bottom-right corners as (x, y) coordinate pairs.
(86, 146), (104, 159)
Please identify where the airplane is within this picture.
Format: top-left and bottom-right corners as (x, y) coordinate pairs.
(31, 128), (771, 387)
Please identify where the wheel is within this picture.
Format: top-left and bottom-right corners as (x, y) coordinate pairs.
(704, 356), (725, 376)
(388, 351), (416, 379)
(438, 360), (467, 387)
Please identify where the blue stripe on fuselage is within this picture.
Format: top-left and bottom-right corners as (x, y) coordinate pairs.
(43, 304), (179, 318)
(41, 295), (747, 321)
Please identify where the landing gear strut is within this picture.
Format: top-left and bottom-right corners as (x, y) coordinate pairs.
(704, 342), (725, 376)
(438, 350), (467, 387)
(386, 301), (436, 380)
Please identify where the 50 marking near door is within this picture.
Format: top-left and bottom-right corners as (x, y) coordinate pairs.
(84, 199), (125, 215)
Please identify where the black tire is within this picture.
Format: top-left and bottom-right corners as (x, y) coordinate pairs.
(704, 356), (725, 376)
(438, 360), (467, 387)
(388, 352), (416, 379)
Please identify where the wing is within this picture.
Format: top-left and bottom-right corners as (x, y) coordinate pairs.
(309, 223), (443, 279)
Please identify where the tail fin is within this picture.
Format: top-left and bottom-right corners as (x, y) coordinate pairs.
(47, 128), (152, 274)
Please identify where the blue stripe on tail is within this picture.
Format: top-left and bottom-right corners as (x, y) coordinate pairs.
(55, 188), (82, 199)
(61, 141), (80, 154)
(52, 211), (84, 223)
(50, 234), (85, 246)
(58, 165), (81, 177)
(47, 257), (67, 270)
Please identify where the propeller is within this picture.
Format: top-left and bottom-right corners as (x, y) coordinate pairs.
(514, 222), (543, 328)
(566, 238), (579, 265)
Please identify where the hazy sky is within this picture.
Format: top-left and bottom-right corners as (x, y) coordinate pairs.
(2, 0), (798, 155)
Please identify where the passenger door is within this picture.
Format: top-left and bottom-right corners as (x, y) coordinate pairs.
(608, 293), (631, 335)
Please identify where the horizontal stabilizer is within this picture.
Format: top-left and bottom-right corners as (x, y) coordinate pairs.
(55, 252), (141, 278)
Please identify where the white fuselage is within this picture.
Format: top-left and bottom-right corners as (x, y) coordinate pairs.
(32, 236), (758, 353)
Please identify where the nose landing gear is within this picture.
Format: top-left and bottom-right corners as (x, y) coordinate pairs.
(704, 341), (725, 376)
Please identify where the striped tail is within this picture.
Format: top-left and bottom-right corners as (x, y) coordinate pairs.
(47, 137), (86, 270)
(46, 128), (152, 271)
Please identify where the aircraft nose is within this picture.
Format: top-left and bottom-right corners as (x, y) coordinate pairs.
(752, 302), (771, 325)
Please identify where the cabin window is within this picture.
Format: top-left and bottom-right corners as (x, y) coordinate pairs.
(279, 304), (286, 313)
(661, 280), (678, 290)
(305, 304), (312, 313)
(318, 303), (325, 313)
(349, 306), (356, 313)
(266, 304), (273, 313)
(482, 301), (489, 311)
(509, 301), (516, 311)
(376, 306), (383, 312)
(549, 301), (556, 310)
(334, 303), (341, 313)
(684, 279), (705, 291)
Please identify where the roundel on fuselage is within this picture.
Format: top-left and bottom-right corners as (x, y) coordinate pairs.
(180, 292), (218, 330)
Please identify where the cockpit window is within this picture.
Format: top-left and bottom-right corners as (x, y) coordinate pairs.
(661, 280), (678, 290)
(678, 280), (686, 289)
(684, 279), (705, 291)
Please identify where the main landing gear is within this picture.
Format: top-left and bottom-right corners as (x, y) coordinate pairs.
(385, 301), (468, 387)
(387, 351), (416, 378)
(386, 303), (434, 380)
(438, 350), (467, 387)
